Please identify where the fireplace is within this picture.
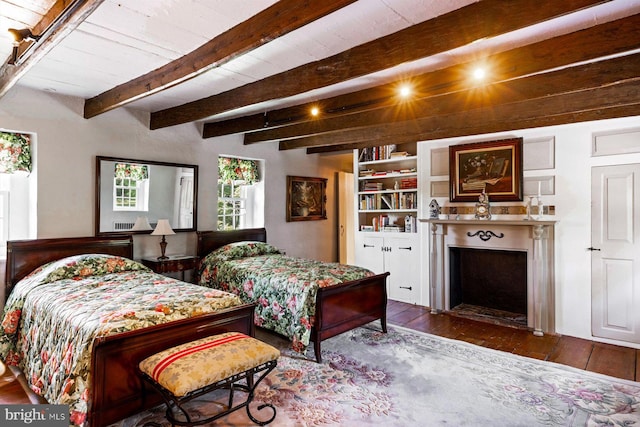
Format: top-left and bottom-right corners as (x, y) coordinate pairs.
(426, 219), (556, 336)
(449, 247), (527, 326)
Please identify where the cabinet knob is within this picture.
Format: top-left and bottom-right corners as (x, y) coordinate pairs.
(399, 286), (413, 290)
(363, 244), (374, 248)
(399, 246), (412, 251)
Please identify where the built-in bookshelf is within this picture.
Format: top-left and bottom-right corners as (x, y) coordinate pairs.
(355, 143), (418, 233)
(353, 142), (422, 305)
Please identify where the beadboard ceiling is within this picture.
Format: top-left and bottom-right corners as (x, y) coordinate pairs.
(1, 0), (640, 152)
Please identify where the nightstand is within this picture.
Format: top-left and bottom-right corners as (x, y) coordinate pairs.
(141, 255), (199, 282)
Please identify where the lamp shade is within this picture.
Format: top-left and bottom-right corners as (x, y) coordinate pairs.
(130, 216), (152, 231)
(151, 219), (175, 236)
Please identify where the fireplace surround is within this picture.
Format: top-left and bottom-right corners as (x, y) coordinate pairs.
(424, 219), (556, 336)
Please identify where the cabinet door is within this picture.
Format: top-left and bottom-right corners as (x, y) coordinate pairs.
(354, 234), (384, 274)
(386, 235), (420, 304)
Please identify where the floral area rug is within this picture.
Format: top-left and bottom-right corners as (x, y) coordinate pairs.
(111, 324), (640, 426)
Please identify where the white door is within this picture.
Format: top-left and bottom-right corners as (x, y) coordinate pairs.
(338, 172), (354, 264)
(178, 174), (194, 228)
(592, 164), (640, 343)
(386, 234), (420, 304)
(355, 235), (384, 274)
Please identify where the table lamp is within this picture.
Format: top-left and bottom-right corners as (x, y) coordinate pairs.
(151, 219), (175, 260)
(130, 216), (152, 231)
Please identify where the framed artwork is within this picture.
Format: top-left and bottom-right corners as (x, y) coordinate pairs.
(449, 137), (523, 202)
(286, 175), (327, 221)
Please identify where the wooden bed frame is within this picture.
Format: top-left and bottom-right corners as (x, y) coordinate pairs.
(5, 235), (255, 427)
(196, 228), (390, 363)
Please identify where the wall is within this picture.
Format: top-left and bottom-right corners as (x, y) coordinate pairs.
(419, 115), (640, 349)
(0, 85), (351, 302)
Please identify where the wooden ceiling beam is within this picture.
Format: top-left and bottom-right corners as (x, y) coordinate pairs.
(281, 53), (640, 149)
(82, 0), (357, 119)
(236, 12), (640, 142)
(276, 57), (640, 150)
(0, 0), (104, 98)
(246, 13), (640, 143)
(151, 0), (609, 130)
(203, 88), (391, 138)
(306, 100), (640, 154)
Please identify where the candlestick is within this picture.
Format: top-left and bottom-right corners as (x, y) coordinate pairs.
(537, 181), (541, 198)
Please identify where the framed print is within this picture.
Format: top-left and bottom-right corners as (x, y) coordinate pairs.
(286, 175), (327, 221)
(449, 138), (523, 202)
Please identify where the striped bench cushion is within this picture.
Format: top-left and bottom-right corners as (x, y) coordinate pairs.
(139, 332), (280, 397)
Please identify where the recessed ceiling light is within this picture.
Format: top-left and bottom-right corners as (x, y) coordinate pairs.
(399, 84), (412, 98)
(310, 106), (320, 117)
(472, 67), (486, 81)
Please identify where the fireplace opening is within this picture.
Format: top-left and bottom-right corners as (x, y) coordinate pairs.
(449, 247), (527, 327)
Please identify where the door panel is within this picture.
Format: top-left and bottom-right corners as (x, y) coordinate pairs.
(592, 164), (640, 343)
(355, 235), (384, 274)
(338, 172), (354, 264)
(386, 235), (420, 304)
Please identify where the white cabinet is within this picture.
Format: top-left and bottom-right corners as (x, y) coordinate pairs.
(355, 232), (421, 304)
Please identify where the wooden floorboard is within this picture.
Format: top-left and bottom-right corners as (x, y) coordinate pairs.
(587, 342), (636, 381)
(1, 299), (637, 403)
(388, 300), (638, 382)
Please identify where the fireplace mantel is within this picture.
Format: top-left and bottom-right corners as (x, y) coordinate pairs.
(421, 219), (557, 226)
(421, 218), (557, 336)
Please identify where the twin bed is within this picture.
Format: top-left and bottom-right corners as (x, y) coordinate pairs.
(196, 228), (389, 363)
(1, 229), (388, 426)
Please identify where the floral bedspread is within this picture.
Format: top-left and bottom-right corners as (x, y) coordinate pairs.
(198, 241), (374, 353)
(0, 254), (242, 427)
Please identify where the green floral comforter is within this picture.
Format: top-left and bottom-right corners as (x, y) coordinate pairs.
(0, 254), (242, 427)
(198, 241), (374, 353)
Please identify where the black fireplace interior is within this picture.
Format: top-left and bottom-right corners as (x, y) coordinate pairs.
(449, 247), (527, 315)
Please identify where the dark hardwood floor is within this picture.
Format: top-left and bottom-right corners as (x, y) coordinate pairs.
(387, 300), (639, 382)
(2, 299), (638, 405)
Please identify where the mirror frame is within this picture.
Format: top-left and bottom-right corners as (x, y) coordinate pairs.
(95, 156), (198, 235)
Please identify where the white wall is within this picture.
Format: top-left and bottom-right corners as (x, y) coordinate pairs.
(5, 84), (640, 349)
(419, 115), (640, 349)
(0, 85), (350, 263)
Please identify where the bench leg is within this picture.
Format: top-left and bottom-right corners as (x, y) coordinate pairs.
(141, 360), (277, 426)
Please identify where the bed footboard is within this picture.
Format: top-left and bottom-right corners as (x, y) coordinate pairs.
(88, 303), (256, 427)
(312, 272), (389, 363)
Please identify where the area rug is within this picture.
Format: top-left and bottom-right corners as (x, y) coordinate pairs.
(111, 324), (640, 426)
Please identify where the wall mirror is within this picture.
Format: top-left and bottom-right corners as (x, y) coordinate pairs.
(95, 156), (198, 235)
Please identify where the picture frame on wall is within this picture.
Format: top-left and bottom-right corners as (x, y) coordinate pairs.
(449, 137), (523, 202)
(286, 175), (327, 222)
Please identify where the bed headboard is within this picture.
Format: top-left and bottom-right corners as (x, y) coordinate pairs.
(5, 235), (134, 299)
(196, 228), (267, 258)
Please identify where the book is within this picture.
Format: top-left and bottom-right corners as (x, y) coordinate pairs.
(389, 151), (409, 158)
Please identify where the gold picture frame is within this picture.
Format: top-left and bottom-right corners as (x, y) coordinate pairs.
(286, 175), (327, 222)
(449, 138), (523, 202)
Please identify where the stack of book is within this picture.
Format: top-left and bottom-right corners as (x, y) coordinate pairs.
(389, 151), (410, 158)
(362, 182), (383, 191)
(400, 177), (417, 189)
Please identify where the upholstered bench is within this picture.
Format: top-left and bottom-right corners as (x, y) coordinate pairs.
(138, 332), (280, 426)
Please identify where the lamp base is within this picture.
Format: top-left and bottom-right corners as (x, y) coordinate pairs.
(158, 236), (168, 260)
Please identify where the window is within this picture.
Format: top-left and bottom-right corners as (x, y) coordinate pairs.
(218, 180), (247, 230)
(0, 190), (8, 254)
(113, 162), (149, 211)
(217, 156), (263, 230)
(0, 131), (36, 258)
